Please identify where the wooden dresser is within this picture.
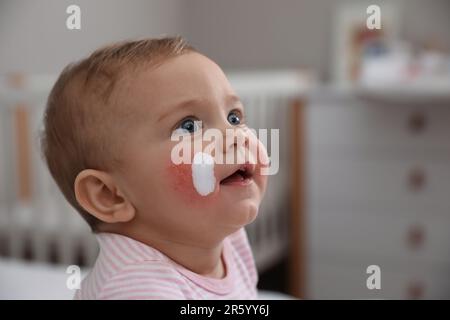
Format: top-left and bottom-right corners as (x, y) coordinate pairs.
(305, 87), (450, 299)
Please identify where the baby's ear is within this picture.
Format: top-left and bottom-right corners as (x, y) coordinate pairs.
(74, 169), (135, 224)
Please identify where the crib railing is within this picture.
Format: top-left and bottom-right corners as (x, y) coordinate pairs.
(0, 71), (312, 273)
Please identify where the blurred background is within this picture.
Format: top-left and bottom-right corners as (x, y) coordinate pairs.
(1, 0), (450, 299)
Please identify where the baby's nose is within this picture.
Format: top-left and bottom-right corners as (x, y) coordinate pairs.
(220, 127), (249, 154)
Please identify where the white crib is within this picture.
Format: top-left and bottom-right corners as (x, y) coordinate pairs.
(0, 71), (312, 277)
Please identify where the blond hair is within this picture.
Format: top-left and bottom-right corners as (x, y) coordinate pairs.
(41, 36), (196, 230)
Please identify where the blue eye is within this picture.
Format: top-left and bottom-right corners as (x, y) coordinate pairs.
(227, 111), (241, 125)
(175, 118), (201, 134)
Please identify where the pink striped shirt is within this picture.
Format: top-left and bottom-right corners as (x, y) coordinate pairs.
(74, 228), (258, 299)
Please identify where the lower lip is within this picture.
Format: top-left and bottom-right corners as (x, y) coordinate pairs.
(220, 177), (253, 187)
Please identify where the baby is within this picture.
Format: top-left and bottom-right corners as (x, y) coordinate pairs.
(41, 36), (268, 299)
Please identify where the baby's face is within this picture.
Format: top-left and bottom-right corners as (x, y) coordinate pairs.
(114, 52), (268, 242)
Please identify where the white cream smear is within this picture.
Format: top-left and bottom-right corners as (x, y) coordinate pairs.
(192, 152), (216, 196)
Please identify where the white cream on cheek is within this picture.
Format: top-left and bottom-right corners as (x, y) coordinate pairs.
(192, 152), (216, 196)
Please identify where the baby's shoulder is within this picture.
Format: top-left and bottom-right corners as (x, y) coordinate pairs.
(106, 259), (181, 281)
(97, 259), (185, 299)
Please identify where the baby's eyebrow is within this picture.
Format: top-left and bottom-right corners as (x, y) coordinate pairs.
(157, 94), (242, 123)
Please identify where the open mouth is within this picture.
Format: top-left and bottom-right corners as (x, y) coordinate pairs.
(220, 164), (254, 186)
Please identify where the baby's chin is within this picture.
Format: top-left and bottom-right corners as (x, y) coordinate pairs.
(219, 198), (260, 229)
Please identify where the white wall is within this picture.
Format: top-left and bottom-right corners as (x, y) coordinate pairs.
(184, 0), (450, 80)
(0, 0), (449, 79)
(185, 0), (333, 77)
(0, 0), (186, 74)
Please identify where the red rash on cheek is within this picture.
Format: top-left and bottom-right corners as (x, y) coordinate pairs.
(167, 163), (218, 205)
(168, 163), (194, 194)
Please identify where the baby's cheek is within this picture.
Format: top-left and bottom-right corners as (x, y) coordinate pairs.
(168, 163), (197, 198)
(166, 163), (218, 206)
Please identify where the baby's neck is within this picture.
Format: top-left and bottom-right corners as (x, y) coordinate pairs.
(153, 237), (226, 279)
(109, 226), (227, 279)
